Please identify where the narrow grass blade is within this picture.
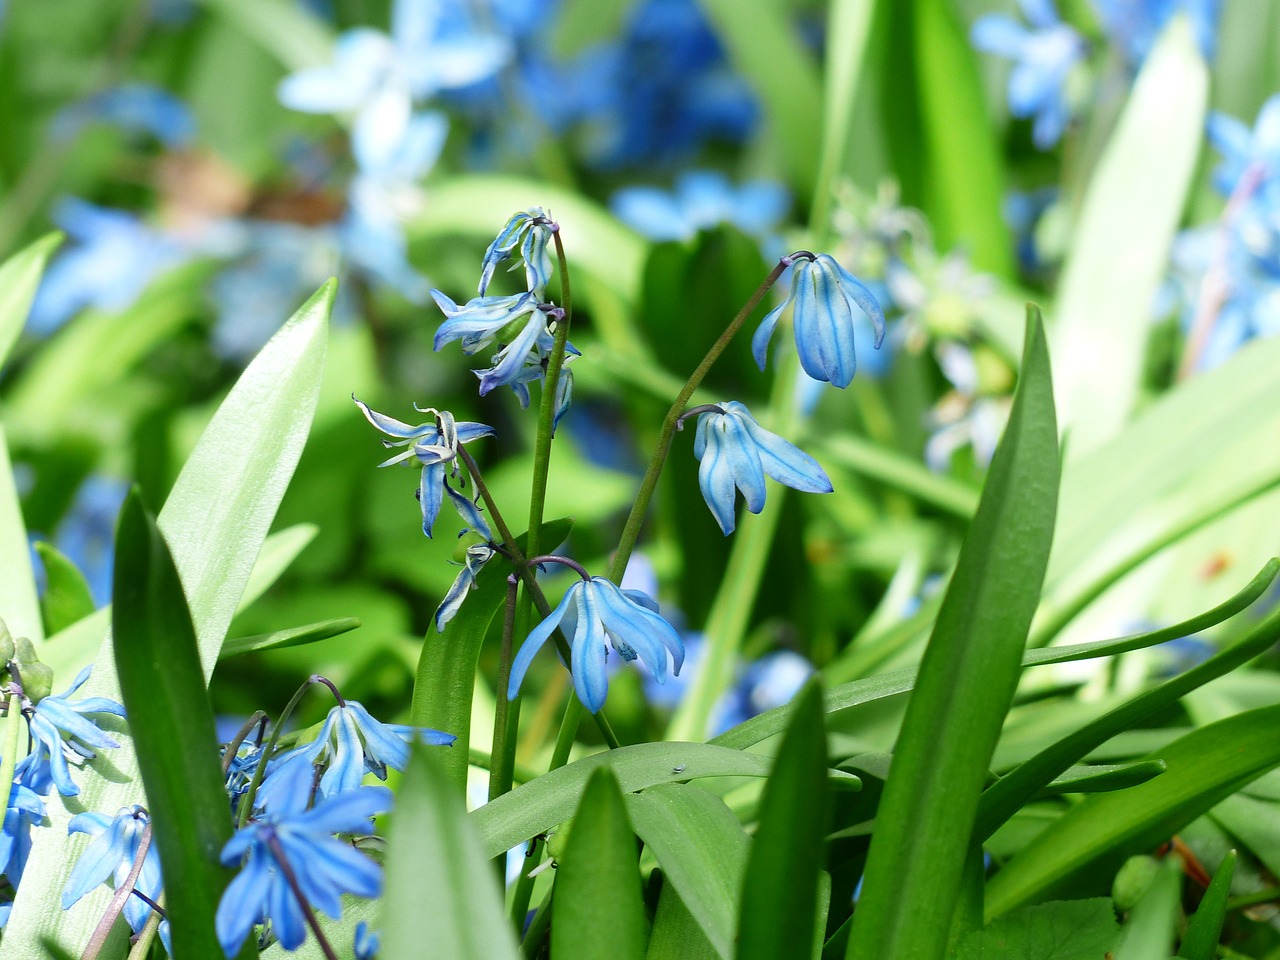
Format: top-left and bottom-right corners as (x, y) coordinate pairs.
(846, 307), (1059, 960)
(0, 231), (60, 370)
(33, 542), (94, 636)
(381, 743), (519, 960)
(1040, 761), (1167, 796)
(551, 768), (647, 960)
(1180, 849), (1236, 960)
(220, 617), (361, 658)
(738, 681), (830, 960)
(112, 492), (239, 957)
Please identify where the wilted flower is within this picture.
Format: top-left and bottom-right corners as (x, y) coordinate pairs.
(691, 402), (832, 535)
(508, 576), (685, 713)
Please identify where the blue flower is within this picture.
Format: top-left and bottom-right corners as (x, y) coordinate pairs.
(711, 650), (813, 735)
(355, 921), (380, 960)
(50, 83), (195, 148)
(752, 253), (886, 388)
(435, 541), (496, 632)
(16, 665), (124, 797)
(63, 806), (166, 944)
(354, 398), (495, 537)
(508, 576), (684, 713)
(258, 700), (454, 811)
(610, 171), (789, 242)
(971, 0), (1086, 149)
(43, 475), (128, 607)
(216, 786), (392, 956)
(1206, 94), (1280, 197)
(691, 401), (833, 535)
(0, 782), (46, 895)
(431, 290), (569, 396)
(1094, 0), (1220, 67)
(479, 208), (556, 297)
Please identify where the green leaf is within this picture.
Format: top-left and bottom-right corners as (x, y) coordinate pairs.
(381, 743), (519, 960)
(626, 784), (749, 960)
(1113, 858), (1181, 960)
(197, 0), (334, 70)
(34, 542), (95, 636)
(0, 231), (60, 370)
(1050, 17), (1208, 449)
(694, 0), (824, 202)
(846, 308), (1059, 960)
(985, 704), (1280, 918)
(975, 606), (1280, 843)
(552, 768), (647, 960)
(738, 681), (830, 960)
(1179, 849), (1235, 960)
(234, 523), (317, 615)
(472, 742), (776, 858)
(0, 426), (43, 644)
(111, 491), (238, 958)
(1039, 761), (1167, 796)
(0, 282), (332, 957)
(952, 899), (1119, 960)
(646, 879), (718, 960)
(411, 517), (573, 795)
(220, 617), (361, 658)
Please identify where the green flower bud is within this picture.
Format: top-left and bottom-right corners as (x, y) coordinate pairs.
(1112, 854), (1162, 912)
(0, 618), (14, 665)
(21, 662), (54, 703)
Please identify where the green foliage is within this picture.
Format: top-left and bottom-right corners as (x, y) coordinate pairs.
(952, 899), (1119, 960)
(33, 541), (94, 635)
(1179, 850), (1236, 960)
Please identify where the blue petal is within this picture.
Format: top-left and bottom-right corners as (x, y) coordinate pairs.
(570, 582), (609, 713)
(419, 461), (446, 538)
(696, 414), (739, 535)
(751, 302), (786, 371)
(216, 845), (272, 956)
(508, 582), (580, 700)
(726, 402), (832, 494)
(971, 15), (1029, 57)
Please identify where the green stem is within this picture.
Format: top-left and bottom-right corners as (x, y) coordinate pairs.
(0, 695), (22, 819)
(489, 574), (521, 802)
(468, 747), (538, 785)
(520, 883), (555, 957)
(82, 820), (153, 960)
(1227, 887), (1280, 911)
(237, 676), (326, 826)
(509, 837), (546, 936)
(125, 897), (164, 960)
(607, 256), (792, 584)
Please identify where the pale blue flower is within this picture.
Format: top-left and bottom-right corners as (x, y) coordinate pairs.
(16, 665), (124, 797)
(752, 253), (886, 388)
(1093, 0), (1220, 67)
(63, 806), (165, 945)
(692, 401), (832, 535)
(0, 782), (45, 896)
(1206, 94), (1280, 197)
(479, 208), (555, 297)
(46, 475), (127, 607)
(711, 650), (813, 734)
(610, 171), (789, 242)
(51, 83), (195, 148)
(508, 576), (685, 713)
(435, 543), (497, 632)
(216, 786), (391, 956)
(971, 0), (1086, 148)
(355, 921), (380, 960)
(431, 290), (568, 396)
(353, 398), (495, 537)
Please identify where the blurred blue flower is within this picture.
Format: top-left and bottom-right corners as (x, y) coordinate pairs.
(354, 398), (495, 538)
(51, 83), (195, 148)
(971, 0), (1086, 149)
(1206, 94), (1280, 197)
(29, 198), (187, 335)
(610, 171), (790, 242)
(753, 253), (886, 388)
(16, 665), (124, 798)
(277, 1), (509, 172)
(691, 401), (832, 535)
(261, 700), (454, 812)
(479, 208), (555, 297)
(0, 783), (45, 899)
(508, 576), (685, 713)
(355, 921), (380, 960)
(341, 175), (432, 302)
(217, 786), (391, 956)
(1093, 0), (1220, 67)
(711, 650), (813, 735)
(43, 475), (128, 607)
(63, 805), (165, 944)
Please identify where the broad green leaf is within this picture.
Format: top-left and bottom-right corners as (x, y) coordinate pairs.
(472, 742), (774, 858)
(552, 768), (647, 960)
(197, 0), (334, 71)
(0, 426), (42, 643)
(412, 518), (573, 795)
(1210, 795), (1280, 878)
(111, 492), (238, 958)
(34, 542), (94, 636)
(1051, 17), (1207, 449)
(975, 605), (1280, 843)
(646, 879), (718, 960)
(1040, 761), (1167, 796)
(1179, 849), (1235, 960)
(695, 0), (824, 201)
(0, 231), (60, 370)
(381, 744), (519, 960)
(986, 703), (1280, 918)
(1113, 858), (1181, 960)
(626, 784), (749, 960)
(220, 617), (361, 658)
(846, 308), (1059, 960)
(738, 681), (830, 960)
(952, 899), (1119, 960)
(0, 283), (331, 957)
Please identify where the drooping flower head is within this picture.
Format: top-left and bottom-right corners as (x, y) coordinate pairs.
(508, 574), (684, 713)
(1206, 94), (1280, 197)
(353, 397), (495, 538)
(752, 253), (886, 389)
(689, 401), (833, 535)
(479, 208), (556, 297)
(63, 806), (166, 948)
(15, 665), (125, 798)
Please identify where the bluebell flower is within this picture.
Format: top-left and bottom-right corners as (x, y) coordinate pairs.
(479, 208), (556, 297)
(354, 398), (495, 537)
(431, 290), (568, 396)
(1206, 94), (1280, 197)
(51, 83), (195, 148)
(710, 650), (813, 735)
(16, 665), (125, 797)
(259, 700), (454, 810)
(1094, 0), (1220, 67)
(752, 253), (886, 388)
(971, 0), (1086, 149)
(434, 485), (496, 632)
(28, 198), (187, 335)
(46, 475), (128, 607)
(0, 782), (46, 896)
(63, 806), (165, 945)
(216, 786), (392, 956)
(508, 575), (684, 713)
(355, 920), (380, 960)
(610, 171), (789, 242)
(691, 402), (832, 535)
(341, 175), (431, 302)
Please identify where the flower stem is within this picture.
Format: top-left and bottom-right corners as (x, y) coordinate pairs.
(488, 574), (522, 802)
(607, 257), (792, 583)
(0, 694), (22, 821)
(83, 820), (153, 960)
(266, 832), (339, 960)
(237, 676), (327, 826)
(126, 902), (164, 960)
(222, 711), (269, 777)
